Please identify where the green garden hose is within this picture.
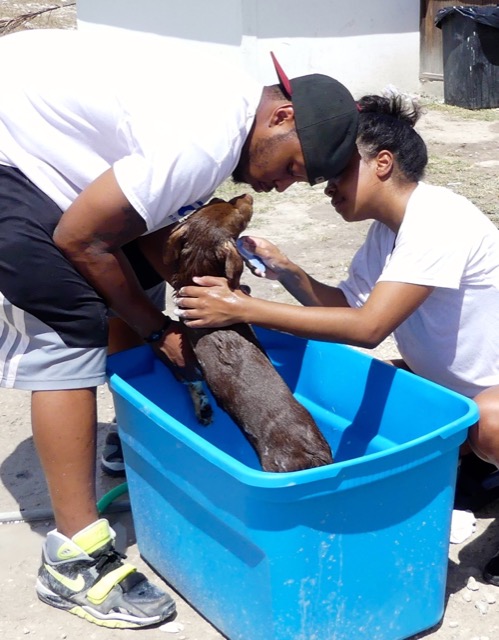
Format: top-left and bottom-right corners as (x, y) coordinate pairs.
(97, 481), (129, 514)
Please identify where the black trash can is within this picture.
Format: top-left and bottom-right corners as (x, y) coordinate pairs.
(435, 6), (499, 109)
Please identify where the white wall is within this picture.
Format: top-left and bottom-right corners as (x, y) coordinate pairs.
(77, 0), (420, 98)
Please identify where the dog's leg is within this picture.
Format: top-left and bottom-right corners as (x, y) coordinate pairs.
(184, 380), (213, 426)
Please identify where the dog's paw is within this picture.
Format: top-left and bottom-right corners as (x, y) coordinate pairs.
(186, 381), (213, 426)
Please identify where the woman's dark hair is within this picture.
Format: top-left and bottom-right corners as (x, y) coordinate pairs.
(356, 94), (428, 182)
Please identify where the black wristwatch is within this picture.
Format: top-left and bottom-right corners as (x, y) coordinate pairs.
(143, 316), (172, 343)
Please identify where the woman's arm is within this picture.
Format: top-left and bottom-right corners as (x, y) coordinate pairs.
(238, 235), (350, 307)
(176, 276), (433, 349)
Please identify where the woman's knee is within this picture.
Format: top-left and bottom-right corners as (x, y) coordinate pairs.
(469, 387), (499, 466)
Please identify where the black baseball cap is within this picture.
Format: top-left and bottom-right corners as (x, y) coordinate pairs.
(271, 52), (359, 185)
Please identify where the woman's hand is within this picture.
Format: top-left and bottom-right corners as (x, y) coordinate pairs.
(174, 276), (249, 328)
(238, 236), (292, 281)
(153, 320), (202, 381)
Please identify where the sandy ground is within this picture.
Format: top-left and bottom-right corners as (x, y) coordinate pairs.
(1, 4), (499, 640)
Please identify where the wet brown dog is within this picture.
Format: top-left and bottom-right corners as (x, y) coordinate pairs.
(162, 194), (333, 472)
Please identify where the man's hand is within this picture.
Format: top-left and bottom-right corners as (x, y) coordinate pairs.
(153, 320), (202, 382)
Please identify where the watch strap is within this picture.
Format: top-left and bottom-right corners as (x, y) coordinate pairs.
(143, 316), (172, 343)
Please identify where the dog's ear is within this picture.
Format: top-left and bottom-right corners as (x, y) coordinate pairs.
(216, 241), (244, 288)
(229, 194), (253, 229)
(161, 223), (188, 276)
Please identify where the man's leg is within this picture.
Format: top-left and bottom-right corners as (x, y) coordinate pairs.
(31, 385), (176, 628)
(32, 388), (98, 538)
(101, 280), (167, 478)
(101, 318), (142, 477)
(0, 167), (175, 628)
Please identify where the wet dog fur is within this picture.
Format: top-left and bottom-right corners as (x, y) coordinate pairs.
(162, 194), (333, 472)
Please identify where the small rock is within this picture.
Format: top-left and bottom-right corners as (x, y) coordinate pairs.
(475, 600), (489, 615)
(462, 591), (472, 602)
(448, 620), (459, 628)
(483, 591), (496, 604)
(467, 576), (480, 591)
(159, 621), (185, 633)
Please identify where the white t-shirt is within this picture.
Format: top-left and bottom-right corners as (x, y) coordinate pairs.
(339, 182), (499, 398)
(0, 28), (262, 231)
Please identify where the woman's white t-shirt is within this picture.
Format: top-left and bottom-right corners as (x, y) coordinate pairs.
(339, 182), (499, 397)
(0, 28), (262, 231)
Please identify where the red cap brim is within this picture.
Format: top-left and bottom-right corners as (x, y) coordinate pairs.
(270, 51), (293, 98)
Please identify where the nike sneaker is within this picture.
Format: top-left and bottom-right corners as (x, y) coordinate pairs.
(36, 518), (175, 628)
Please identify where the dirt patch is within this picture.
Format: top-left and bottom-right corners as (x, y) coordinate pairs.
(0, 1), (75, 34)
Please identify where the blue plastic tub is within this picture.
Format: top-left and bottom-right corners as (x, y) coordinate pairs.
(107, 328), (478, 640)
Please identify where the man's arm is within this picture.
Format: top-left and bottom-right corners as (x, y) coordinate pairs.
(53, 168), (167, 340)
(54, 168), (200, 378)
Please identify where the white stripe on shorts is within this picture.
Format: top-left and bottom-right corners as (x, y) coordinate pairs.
(0, 295), (29, 387)
(0, 291), (106, 390)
